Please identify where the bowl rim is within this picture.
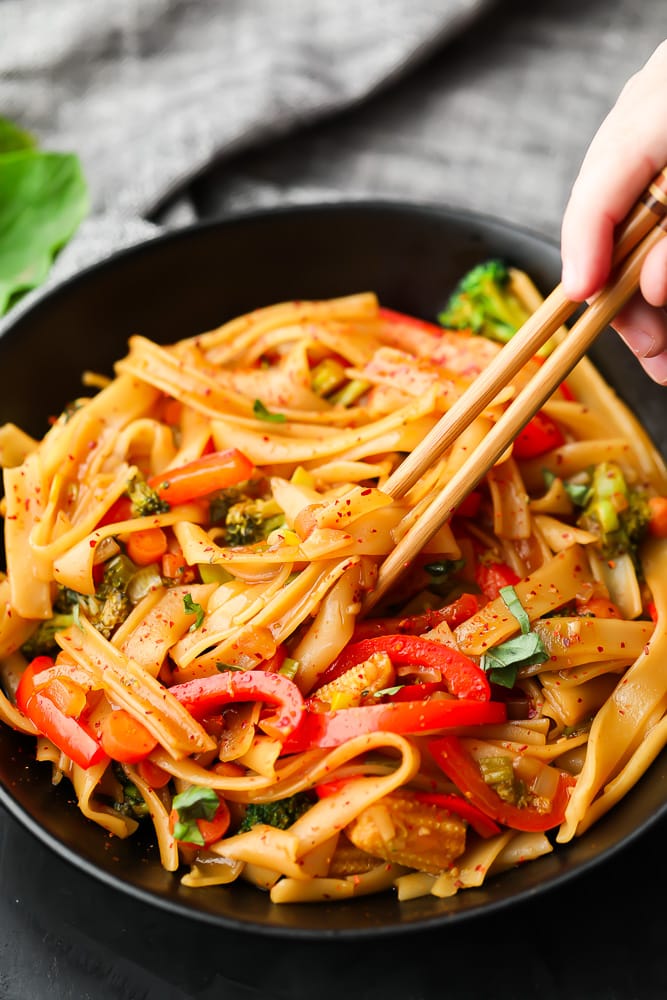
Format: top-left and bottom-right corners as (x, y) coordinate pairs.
(1, 198), (664, 939)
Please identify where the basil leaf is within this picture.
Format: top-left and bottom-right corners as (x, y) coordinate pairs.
(0, 116), (36, 154)
(253, 399), (286, 423)
(183, 593), (205, 630)
(172, 785), (220, 846)
(481, 633), (549, 688)
(0, 150), (88, 315)
(424, 559), (465, 581)
(372, 685), (403, 698)
(542, 468), (591, 507)
(564, 481), (592, 507)
(499, 585), (530, 634)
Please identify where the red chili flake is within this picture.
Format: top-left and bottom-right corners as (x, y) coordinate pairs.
(597, 646), (604, 653)
(360, 489), (372, 496)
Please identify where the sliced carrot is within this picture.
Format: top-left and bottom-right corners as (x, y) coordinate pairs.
(161, 397), (183, 427)
(126, 527), (168, 566)
(648, 496), (667, 538)
(99, 709), (158, 763)
(136, 758), (172, 789)
(576, 597), (623, 619)
(148, 449), (254, 505)
(169, 796), (231, 846)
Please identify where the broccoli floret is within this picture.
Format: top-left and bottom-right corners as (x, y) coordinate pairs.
(97, 554), (137, 597)
(20, 613), (74, 659)
(438, 259), (531, 344)
(238, 792), (315, 833)
(112, 763), (149, 820)
(224, 498), (285, 547)
(577, 461), (650, 563)
(208, 487), (245, 525)
(53, 555), (136, 640)
(127, 476), (170, 517)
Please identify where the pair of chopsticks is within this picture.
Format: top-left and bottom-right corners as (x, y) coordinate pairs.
(363, 166), (667, 613)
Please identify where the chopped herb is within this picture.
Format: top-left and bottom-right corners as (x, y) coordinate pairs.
(543, 469), (591, 507)
(172, 785), (220, 846)
(482, 585), (549, 686)
(499, 584), (531, 634)
(215, 661), (242, 672)
(481, 632), (549, 688)
(183, 593), (205, 630)
(253, 399), (286, 423)
(372, 685), (403, 698)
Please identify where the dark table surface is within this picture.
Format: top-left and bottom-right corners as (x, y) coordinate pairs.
(2, 802), (667, 1000)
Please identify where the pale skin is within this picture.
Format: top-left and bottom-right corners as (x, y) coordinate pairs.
(560, 40), (667, 385)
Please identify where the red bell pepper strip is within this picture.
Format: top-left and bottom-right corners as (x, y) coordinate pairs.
(97, 496), (133, 528)
(387, 682), (446, 703)
(413, 791), (502, 839)
(16, 657), (106, 771)
(350, 593), (483, 644)
(313, 634), (490, 701)
(168, 669), (304, 740)
(377, 306), (444, 336)
(147, 448), (254, 505)
(512, 410), (564, 460)
(282, 698), (506, 753)
(475, 562), (520, 601)
(453, 491), (482, 519)
(428, 735), (575, 832)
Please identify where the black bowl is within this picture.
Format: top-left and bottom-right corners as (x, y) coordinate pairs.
(1, 202), (665, 938)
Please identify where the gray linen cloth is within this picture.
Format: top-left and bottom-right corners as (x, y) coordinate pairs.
(2, 0), (667, 333)
(0, 0), (491, 328)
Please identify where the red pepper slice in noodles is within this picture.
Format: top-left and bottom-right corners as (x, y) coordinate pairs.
(16, 657), (106, 771)
(282, 698), (506, 753)
(168, 669), (304, 741)
(313, 634), (490, 701)
(428, 734), (575, 832)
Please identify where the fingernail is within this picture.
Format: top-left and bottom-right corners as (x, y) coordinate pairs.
(624, 328), (659, 358)
(644, 352), (667, 386)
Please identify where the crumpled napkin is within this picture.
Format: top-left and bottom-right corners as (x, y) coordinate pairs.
(0, 0), (492, 333)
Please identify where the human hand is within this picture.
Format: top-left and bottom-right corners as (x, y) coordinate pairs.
(560, 41), (667, 385)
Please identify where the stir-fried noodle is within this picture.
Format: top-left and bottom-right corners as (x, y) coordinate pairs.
(1, 274), (666, 903)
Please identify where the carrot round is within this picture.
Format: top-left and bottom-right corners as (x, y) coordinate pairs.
(648, 496), (667, 538)
(126, 527), (168, 566)
(136, 758), (172, 788)
(100, 709), (158, 763)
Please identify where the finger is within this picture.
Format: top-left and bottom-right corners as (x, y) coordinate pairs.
(637, 350), (667, 386)
(612, 292), (667, 359)
(561, 42), (667, 301)
(640, 235), (667, 306)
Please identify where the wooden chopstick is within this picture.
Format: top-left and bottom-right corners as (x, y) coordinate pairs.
(363, 171), (667, 614)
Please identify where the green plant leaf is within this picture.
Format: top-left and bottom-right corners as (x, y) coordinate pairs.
(0, 150), (88, 315)
(0, 117), (37, 154)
